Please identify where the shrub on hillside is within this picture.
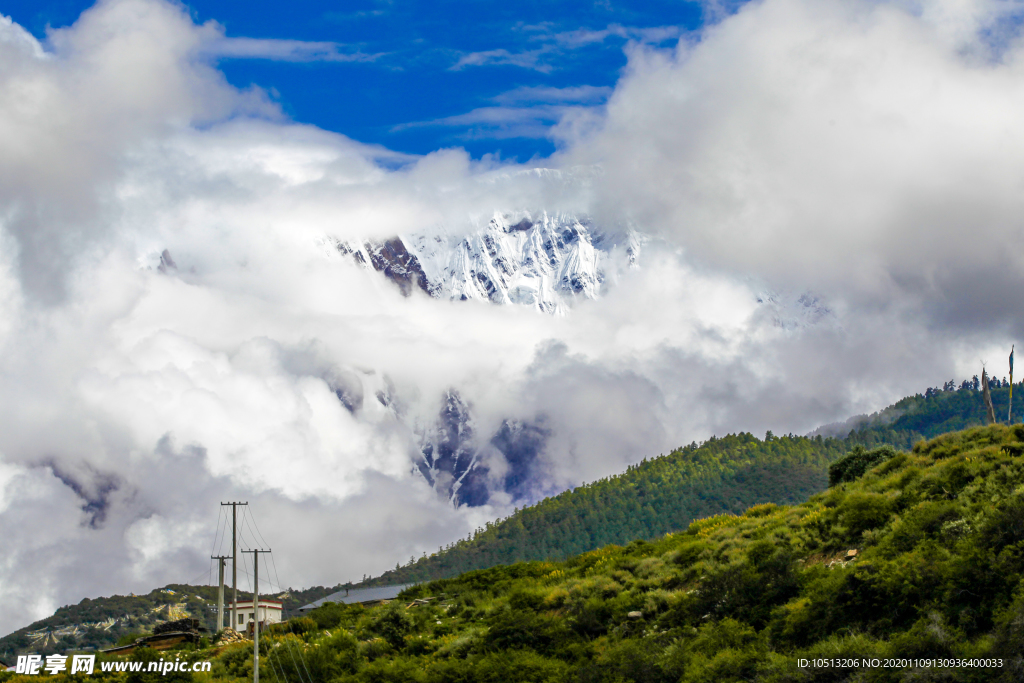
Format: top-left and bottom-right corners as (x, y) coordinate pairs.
(307, 601), (351, 630)
(368, 603), (415, 649)
(285, 616), (317, 635)
(828, 445), (900, 486)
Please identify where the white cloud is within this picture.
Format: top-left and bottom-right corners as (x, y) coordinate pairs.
(451, 47), (555, 72)
(492, 84), (613, 106)
(203, 37), (385, 63)
(392, 86), (612, 141)
(393, 105), (570, 140)
(569, 0), (1024, 330)
(451, 22), (684, 72)
(550, 23), (683, 48)
(0, 0), (1020, 640)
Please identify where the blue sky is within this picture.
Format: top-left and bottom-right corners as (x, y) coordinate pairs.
(4, 0), (704, 161)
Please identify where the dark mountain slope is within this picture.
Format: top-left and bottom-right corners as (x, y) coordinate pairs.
(364, 432), (848, 587)
(362, 379), (1024, 588)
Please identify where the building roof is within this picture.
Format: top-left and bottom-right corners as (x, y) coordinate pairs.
(230, 598), (283, 607)
(299, 584), (416, 611)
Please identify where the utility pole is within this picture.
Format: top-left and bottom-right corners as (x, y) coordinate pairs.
(245, 549), (270, 683)
(220, 502), (247, 633)
(211, 556), (230, 632)
(1010, 345), (1015, 424)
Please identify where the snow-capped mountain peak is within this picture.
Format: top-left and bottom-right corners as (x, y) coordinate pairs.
(331, 211), (636, 315)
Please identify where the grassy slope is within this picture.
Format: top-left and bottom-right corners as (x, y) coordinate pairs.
(117, 426), (1024, 682)
(10, 425), (1019, 682)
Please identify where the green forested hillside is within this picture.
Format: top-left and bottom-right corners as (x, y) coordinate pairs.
(364, 433), (847, 587)
(329, 426), (1024, 682)
(10, 426), (1021, 682)
(360, 379), (1023, 589)
(843, 378), (1020, 448)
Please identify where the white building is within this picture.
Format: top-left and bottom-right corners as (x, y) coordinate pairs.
(229, 599), (283, 632)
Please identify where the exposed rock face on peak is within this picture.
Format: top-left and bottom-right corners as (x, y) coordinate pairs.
(333, 211), (636, 314)
(338, 238), (430, 297)
(490, 419), (550, 502)
(417, 391), (490, 508)
(414, 390), (550, 508)
(322, 379), (549, 508)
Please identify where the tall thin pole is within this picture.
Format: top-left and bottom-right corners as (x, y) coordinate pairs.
(246, 549), (269, 683)
(221, 502), (247, 632)
(232, 505), (237, 634)
(1010, 345), (1015, 424)
(211, 556), (229, 632)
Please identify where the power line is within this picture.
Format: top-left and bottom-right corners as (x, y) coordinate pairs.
(269, 552), (285, 598)
(216, 508), (231, 557)
(183, 567), (213, 586)
(210, 499), (307, 683)
(241, 511), (258, 550)
(282, 632), (313, 683)
(210, 505), (224, 559)
(222, 565), (287, 594)
(241, 509), (266, 554)
(242, 547), (253, 594)
(243, 548), (271, 683)
(220, 501), (248, 633)
(267, 647), (287, 683)
(240, 517), (314, 683)
(247, 507), (273, 550)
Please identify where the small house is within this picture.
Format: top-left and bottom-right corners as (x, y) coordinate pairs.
(229, 599), (283, 632)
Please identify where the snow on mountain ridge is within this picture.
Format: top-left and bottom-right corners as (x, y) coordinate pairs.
(410, 211), (601, 314)
(415, 390), (490, 507)
(332, 211), (635, 314)
(312, 217), (840, 508)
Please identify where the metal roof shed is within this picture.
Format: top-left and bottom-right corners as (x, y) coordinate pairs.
(298, 584), (417, 611)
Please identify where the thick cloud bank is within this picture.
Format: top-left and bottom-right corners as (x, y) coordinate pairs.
(577, 0), (1024, 331)
(0, 0), (1018, 634)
